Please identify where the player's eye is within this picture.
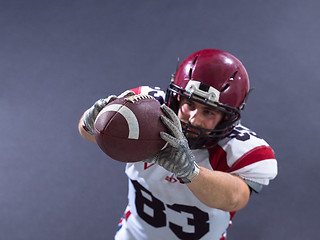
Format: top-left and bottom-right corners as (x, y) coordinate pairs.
(203, 110), (214, 116)
(203, 108), (220, 116)
(181, 98), (194, 108)
(187, 102), (193, 107)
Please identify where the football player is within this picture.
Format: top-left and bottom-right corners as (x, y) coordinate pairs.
(78, 49), (278, 240)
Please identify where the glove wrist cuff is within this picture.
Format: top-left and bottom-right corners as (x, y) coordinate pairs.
(178, 162), (200, 184)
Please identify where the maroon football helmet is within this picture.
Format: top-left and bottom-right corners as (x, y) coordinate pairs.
(166, 49), (251, 148)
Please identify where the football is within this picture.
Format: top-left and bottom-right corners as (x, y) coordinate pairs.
(94, 94), (167, 162)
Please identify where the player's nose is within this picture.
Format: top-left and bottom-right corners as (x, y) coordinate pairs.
(188, 109), (200, 125)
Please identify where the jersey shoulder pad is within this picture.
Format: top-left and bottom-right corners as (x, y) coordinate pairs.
(130, 86), (165, 104)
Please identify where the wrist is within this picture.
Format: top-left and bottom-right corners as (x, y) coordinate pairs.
(78, 115), (97, 142)
(82, 109), (95, 135)
(177, 162), (200, 184)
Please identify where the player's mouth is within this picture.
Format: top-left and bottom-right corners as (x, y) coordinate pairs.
(182, 124), (202, 138)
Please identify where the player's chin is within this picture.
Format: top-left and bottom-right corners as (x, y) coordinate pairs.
(184, 132), (199, 139)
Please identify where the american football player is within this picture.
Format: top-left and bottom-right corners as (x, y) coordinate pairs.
(78, 49), (278, 240)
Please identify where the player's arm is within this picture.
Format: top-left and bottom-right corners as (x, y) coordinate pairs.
(78, 90), (135, 143)
(146, 104), (250, 212)
(186, 167), (250, 212)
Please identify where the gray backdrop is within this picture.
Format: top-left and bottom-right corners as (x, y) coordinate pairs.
(1, 0), (319, 239)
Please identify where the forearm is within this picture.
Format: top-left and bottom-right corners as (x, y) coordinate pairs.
(186, 166), (250, 212)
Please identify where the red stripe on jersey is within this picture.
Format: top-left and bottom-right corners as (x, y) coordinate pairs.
(129, 86), (142, 95)
(209, 145), (229, 172)
(229, 145), (275, 172)
(209, 145), (275, 173)
(124, 210), (131, 220)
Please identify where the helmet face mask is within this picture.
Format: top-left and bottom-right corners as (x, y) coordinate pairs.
(165, 49), (250, 149)
(166, 81), (241, 149)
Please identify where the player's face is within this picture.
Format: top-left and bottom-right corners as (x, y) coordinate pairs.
(177, 98), (224, 138)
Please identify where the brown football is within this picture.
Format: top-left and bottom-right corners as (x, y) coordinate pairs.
(94, 94), (167, 162)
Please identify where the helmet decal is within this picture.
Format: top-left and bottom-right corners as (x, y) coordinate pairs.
(185, 80), (221, 104)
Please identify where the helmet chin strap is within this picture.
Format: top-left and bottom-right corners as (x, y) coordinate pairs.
(181, 121), (218, 149)
(182, 114), (239, 150)
(187, 137), (210, 150)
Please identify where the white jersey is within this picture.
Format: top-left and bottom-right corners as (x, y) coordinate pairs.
(115, 86), (278, 240)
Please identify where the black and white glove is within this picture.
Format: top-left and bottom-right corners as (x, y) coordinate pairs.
(145, 104), (200, 183)
(82, 90), (135, 135)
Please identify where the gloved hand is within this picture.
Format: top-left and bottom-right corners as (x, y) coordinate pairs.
(82, 90), (135, 135)
(145, 104), (200, 183)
